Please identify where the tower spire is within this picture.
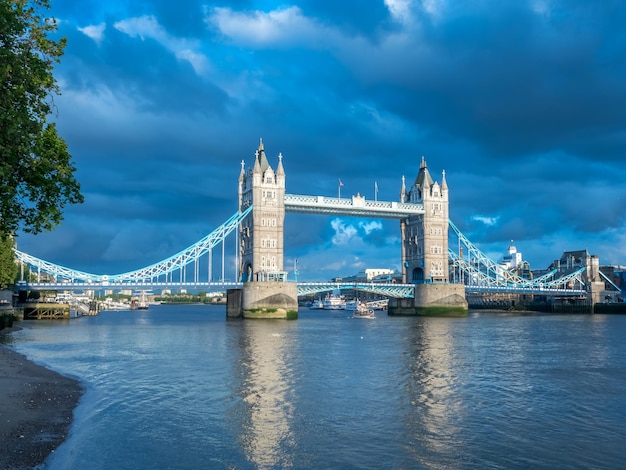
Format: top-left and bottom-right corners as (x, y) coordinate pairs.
(276, 152), (285, 176)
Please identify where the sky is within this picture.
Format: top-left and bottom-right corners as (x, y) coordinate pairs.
(15, 0), (626, 282)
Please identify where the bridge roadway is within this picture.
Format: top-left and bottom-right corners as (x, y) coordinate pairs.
(18, 281), (586, 298)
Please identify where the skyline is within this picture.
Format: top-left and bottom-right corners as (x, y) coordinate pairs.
(15, 0), (626, 282)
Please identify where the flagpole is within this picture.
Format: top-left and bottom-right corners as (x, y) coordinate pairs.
(375, 181), (378, 201)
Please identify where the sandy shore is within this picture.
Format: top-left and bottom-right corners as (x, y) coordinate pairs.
(0, 327), (83, 470)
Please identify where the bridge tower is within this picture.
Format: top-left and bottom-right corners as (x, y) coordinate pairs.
(390, 157), (467, 316)
(400, 157), (449, 283)
(228, 139), (298, 319)
(238, 139), (286, 282)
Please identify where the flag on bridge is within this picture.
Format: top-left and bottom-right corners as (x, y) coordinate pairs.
(338, 178), (344, 187)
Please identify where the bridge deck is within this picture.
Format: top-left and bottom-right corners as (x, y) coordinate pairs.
(19, 281), (587, 298)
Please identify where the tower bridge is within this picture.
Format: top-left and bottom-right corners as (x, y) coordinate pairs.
(15, 139), (596, 318)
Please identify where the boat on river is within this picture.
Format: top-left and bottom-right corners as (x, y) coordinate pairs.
(351, 304), (375, 319)
(323, 292), (346, 310)
(131, 291), (149, 310)
(345, 299), (367, 312)
(310, 298), (324, 310)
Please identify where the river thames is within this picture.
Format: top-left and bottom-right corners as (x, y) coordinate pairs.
(4, 305), (626, 469)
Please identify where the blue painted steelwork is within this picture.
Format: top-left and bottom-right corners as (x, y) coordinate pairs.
(21, 280), (418, 299)
(449, 220), (587, 295)
(15, 207), (252, 284)
(19, 281), (243, 292)
(15, 208), (590, 298)
(297, 282), (415, 298)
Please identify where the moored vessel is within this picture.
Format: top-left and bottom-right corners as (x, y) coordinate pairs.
(323, 291), (346, 310)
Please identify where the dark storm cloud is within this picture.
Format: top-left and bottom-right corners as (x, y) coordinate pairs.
(57, 25), (230, 117)
(338, 2), (626, 164)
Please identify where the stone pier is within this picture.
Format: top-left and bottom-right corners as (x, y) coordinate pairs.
(388, 283), (468, 317)
(227, 282), (298, 319)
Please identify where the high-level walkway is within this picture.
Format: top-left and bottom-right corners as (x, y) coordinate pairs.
(284, 194), (424, 218)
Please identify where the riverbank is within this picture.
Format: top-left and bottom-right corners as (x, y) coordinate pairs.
(0, 326), (83, 470)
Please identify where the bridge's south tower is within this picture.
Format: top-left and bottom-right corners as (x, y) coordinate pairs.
(390, 156), (467, 316)
(400, 157), (449, 283)
(238, 139), (286, 282)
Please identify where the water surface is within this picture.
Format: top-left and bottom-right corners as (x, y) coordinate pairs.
(6, 306), (626, 469)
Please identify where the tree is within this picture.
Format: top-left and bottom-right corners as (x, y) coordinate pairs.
(0, 235), (17, 288)
(0, 0), (83, 237)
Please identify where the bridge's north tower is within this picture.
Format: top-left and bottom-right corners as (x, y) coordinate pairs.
(400, 157), (449, 284)
(238, 139), (286, 282)
(229, 139), (298, 320)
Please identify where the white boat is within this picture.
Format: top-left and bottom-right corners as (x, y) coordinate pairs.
(310, 299), (324, 310)
(101, 298), (130, 310)
(352, 304), (375, 319)
(345, 299), (366, 311)
(323, 292), (346, 310)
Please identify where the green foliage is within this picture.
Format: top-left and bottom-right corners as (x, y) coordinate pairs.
(0, 235), (17, 288)
(0, 0), (83, 236)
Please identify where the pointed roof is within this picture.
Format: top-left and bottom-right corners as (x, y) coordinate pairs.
(413, 156), (434, 190)
(441, 169), (448, 191)
(276, 152), (285, 175)
(253, 150), (262, 174)
(256, 138), (270, 173)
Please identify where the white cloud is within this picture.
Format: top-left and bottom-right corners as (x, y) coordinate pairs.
(385, 0), (414, 24)
(114, 15), (209, 75)
(114, 15), (161, 40)
(331, 218), (358, 245)
(421, 0), (445, 18)
(207, 6), (336, 48)
(472, 215), (499, 226)
(358, 220), (383, 235)
(78, 23), (106, 44)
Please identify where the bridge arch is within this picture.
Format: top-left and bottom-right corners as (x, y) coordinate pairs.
(412, 267), (424, 283)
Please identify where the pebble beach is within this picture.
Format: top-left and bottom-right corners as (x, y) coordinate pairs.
(0, 327), (83, 470)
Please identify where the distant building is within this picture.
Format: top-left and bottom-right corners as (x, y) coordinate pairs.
(358, 268), (395, 280)
(331, 268), (401, 284)
(499, 241), (523, 270)
(548, 249), (600, 283)
(497, 241), (531, 280)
